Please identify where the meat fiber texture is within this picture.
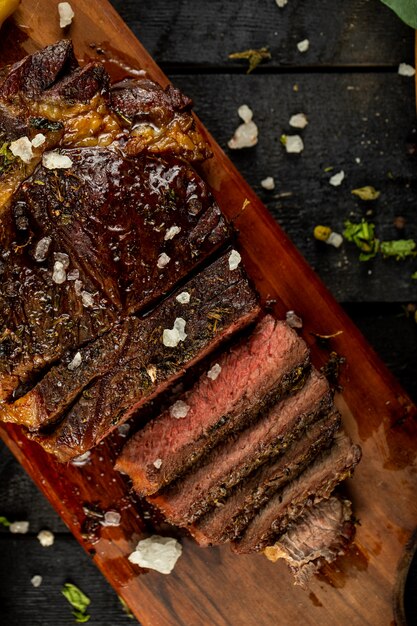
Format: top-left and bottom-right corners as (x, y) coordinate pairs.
(148, 368), (333, 526)
(116, 315), (310, 495)
(264, 496), (355, 588)
(0, 41), (229, 403)
(30, 252), (259, 461)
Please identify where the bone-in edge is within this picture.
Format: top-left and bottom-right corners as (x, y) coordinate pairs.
(32, 253), (260, 461)
(190, 410), (341, 547)
(116, 317), (310, 495)
(148, 369), (332, 526)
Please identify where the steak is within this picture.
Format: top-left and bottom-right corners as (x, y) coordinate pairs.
(190, 409), (341, 547)
(115, 316), (310, 495)
(148, 369), (332, 526)
(264, 496), (355, 588)
(29, 252), (259, 460)
(233, 432), (361, 553)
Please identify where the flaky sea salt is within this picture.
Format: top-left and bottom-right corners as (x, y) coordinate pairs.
(207, 363), (222, 381)
(398, 63), (415, 77)
(37, 530), (54, 547)
(228, 249), (241, 270)
(31, 133), (46, 148)
(117, 423), (130, 437)
(101, 511), (121, 527)
(34, 237), (52, 262)
(67, 351), (82, 371)
(261, 176), (275, 190)
(157, 252), (171, 269)
(297, 39), (309, 53)
(176, 291), (190, 304)
(128, 535), (182, 574)
(52, 261), (66, 284)
(286, 310), (303, 329)
(42, 151), (73, 170)
(71, 451), (91, 467)
(146, 365), (157, 382)
(329, 170), (345, 186)
(81, 291), (94, 307)
(289, 113), (308, 129)
(54, 252), (70, 269)
(10, 137), (34, 164)
(228, 120), (258, 149)
(170, 400), (190, 419)
(163, 318), (187, 347)
(153, 459), (163, 469)
(31, 575), (42, 588)
(275, 0), (288, 7)
(164, 226), (181, 241)
(58, 2), (75, 28)
(67, 269), (79, 281)
(283, 135), (304, 153)
(9, 521), (29, 534)
(326, 231), (343, 248)
(74, 279), (83, 295)
(237, 104), (253, 124)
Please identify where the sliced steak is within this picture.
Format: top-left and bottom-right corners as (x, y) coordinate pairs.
(190, 409), (341, 546)
(116, 316), (310, 496)
(264, 496), (355, 588)
(29, 252), (259, 460)
(149, 369), (332, 526)
(233, 432), (361, 554)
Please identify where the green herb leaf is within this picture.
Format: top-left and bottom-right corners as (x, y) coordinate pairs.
(351, 186), (381, 201)
(61, 583), (91, 623)
(0, 142), (16, 175)
(0, 516), (11, 527)
(118, 596), (134, 619)
(379, 0), (417, 28)
(380, 239), (417, 260)
(343, 220), (379, 261)
(411, 271), (417, 280)
(228, 47), (271, 73)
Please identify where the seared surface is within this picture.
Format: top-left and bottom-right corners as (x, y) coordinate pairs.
(116, 316), (309, 495)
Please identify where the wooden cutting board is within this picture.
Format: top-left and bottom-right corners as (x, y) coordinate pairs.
(1, 2), (416, 624)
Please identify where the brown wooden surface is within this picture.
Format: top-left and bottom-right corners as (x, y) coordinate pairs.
(0, 2), (417, 625)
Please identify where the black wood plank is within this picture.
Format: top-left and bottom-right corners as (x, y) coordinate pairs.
(109, 0), (414, 69)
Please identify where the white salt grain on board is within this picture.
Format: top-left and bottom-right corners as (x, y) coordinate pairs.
(398, 63), (415, 77)
(71, 451), (91, 467)
(42, 151), (73, 170)
(261, 176), (275, 190)
(170, 400), (190, 419)
(67, 351), (82, 371)
(176, 291), (190, 304)
(9, 521), (29, 534)
(297, 39), (309, 53)
(164, 226), (181, 241)
(37, 530), (55, 547)
(34, 237), (52, 262)
(31, 575), (42, 588)
(128, 535), (182, 574)
(58, 2), (75, 28)
(283, 135), (304, 154)
(9, 137), (33, 164)
(157, 253), (171, 269)
(326, 231), (343, 248)
(153, 459), (163, 469)
(228, 121), (258, 149)
(329, 170), (345, 186)
(289, 113), (308, 129)
(101, 511), (121, 527)
(228, 249), (241, 270)
(275, 0), (288, 7)
(52, 261), (66, 284)
(207, 363), (222, 381)
(31, 133), (46, 148)
(237, 104), (253, 124)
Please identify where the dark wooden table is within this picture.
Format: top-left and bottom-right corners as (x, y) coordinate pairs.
(1, 1), (417, 624)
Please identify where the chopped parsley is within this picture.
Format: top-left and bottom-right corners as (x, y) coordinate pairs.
(343, 220), (379, 261)
(380, 240), (417, 260)
(61, 583), (91, 623)
(0, 142), (16, 175)
(0, 516), (11, 527)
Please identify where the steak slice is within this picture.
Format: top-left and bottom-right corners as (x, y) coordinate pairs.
(190, 409), (341, 547)
(149, 369), (332, 526)
(116, 316), (310, 496)
(233, 432), (361, 553)
(264, 496), (355, 588)
(30, 252), (259, 460)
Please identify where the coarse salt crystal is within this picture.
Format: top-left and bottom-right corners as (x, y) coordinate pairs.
(297, 39), (309, 53)
(174, 318), (187, 340)
(71, 451), (91, 467)
(170, 400), (190, 419)
(31, 575), (42, 588)
(228, 120), (258, 149)
(74, 279), (83, 295)
(67, 269), (79, 281)
(228, 249), (241, 270)
(146, 365), (157, 382)
(164, 225), (181, 241)
(52, 261), (66, 284)
(237, 104), (253, 124)
(157, 252), (171, 269)
(128, 535), (182, 575)
(9, 521), (29, 534)
(329, 170), (345, 186)
(275, 0), (288, 7)
(42, 151), (73, 170)
(101, 510), (121, 527)
(54, 252), (70, 269)
(153, 458), (163, 469)
(9, 137), (34, 164)
(117, 423), (130, 437)
(283, 135), (304, 154)
(289, 113), (308, 129)
(37, 530), (54, 547)
(58, 2), (75, 28)
(81, 291), (94, 307)
(207, 363), (222, 381)
(326, 231), (343, 248)
(286, 310), (303, 329)
(31, 133), (46, 148)
(176, 291), (190, 304)
(261, 176), (275, 190)
(34, 237), (52, 262)
(163, 318), (187, 347)
(398, 63), (415, 77)
(67, 351), (82, 371)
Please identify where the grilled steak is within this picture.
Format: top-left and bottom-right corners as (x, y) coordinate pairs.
(233, 432), (361, 554)
(116, 316), (310, 495)
(30, 252), (259, 461)
(264, 496), (355, 588)
(149, 369), (332, 526)
(190, 409), (341, 547)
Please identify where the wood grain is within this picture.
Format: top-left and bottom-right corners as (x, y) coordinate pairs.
(0, 2), (416, 625)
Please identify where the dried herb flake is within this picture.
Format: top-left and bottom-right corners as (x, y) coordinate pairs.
(228, 47), (271, 73)
(351, 186), (380, 201)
